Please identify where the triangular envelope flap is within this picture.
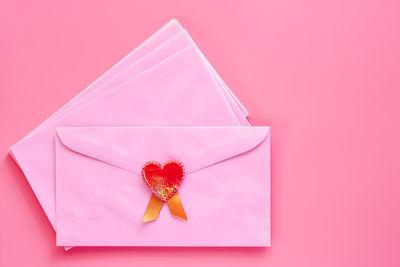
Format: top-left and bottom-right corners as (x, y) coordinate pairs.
(56, 127), (270, 175)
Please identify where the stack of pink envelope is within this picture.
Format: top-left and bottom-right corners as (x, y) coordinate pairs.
(9, 19), (270, 248)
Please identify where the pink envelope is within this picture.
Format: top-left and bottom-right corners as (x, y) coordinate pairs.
(55, 126), (270, 246)
(41, 29), (249, 127)
(24, 20), (183, 137)
(10, 44), (248, 233)
(25, 19), (248, 137)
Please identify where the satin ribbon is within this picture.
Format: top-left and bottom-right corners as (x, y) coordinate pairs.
(142, 192), (187, 222)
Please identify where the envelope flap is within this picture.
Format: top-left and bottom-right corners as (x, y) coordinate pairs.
(56, 127), (270, 174)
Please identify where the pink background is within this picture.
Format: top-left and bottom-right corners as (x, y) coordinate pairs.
(1, 0), (400, 266)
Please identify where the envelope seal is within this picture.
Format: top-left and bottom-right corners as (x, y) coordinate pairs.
(142, 160), (187, 222)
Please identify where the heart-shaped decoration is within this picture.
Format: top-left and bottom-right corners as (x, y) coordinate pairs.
(142, 160), (185, 201)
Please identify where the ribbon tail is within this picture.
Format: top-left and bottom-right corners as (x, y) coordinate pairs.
(142, 194), (164, 223)
(167, 192), (187, 221)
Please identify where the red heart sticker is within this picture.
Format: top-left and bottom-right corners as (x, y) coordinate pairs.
(142, 160), (184, 201)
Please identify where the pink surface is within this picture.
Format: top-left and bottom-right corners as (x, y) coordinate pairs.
(1, 0), (399, 266)
(55, 127), (269, 246)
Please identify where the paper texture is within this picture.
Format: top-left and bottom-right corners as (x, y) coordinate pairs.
(55, 127), (270, 246)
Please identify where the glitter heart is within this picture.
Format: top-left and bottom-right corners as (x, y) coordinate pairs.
(142, 160), (184, 201)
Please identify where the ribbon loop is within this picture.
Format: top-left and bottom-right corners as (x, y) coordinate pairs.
(142, 195), (163, 223)
(142, 192), (187, 222)
(167, 193), (187, 221)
